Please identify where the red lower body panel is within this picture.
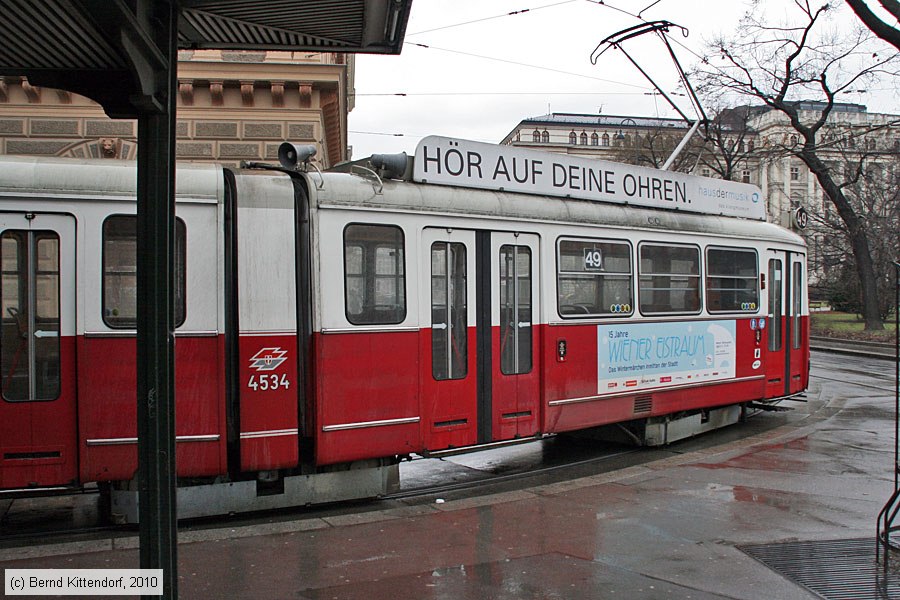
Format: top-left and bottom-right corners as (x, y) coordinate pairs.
(542, 319), (770, 434)
(237, 334), (299, 471)
(77, 335), (226, 483)
(314, 330), (422, 465)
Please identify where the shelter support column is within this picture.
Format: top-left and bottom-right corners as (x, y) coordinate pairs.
(134, 2), (179, 598)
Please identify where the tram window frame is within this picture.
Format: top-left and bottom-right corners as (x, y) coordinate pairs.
(556, 237), (633, 318)
(343, 223), (407, 326)
(637, 242), (702, 315)
(101, 215), (187, 330)
(705, 247), (760, 313)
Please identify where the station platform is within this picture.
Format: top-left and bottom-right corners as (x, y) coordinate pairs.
(2, 351), (898, 599)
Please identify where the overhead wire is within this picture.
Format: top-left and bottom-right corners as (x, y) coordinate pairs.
(405, 42), (651, 90)
(350, 91), (659, 97)
(405, 0), (579, 36)
(351, 0), (737, 139)
(353, 1), (890, 144)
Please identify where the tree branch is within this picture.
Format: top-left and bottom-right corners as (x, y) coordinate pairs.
(845, 0), (900, 51)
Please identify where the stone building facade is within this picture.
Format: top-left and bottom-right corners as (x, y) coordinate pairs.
(0, 50), (354, 168)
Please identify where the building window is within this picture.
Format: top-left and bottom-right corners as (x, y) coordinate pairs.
(638, 243), (701, 315)
(591, 132), (599, 146)
(103, 215), (186, 329)
(542, 130), (549, 143)
(701, 168), (711, 177)
(601, 133), (610, 146)
(532, 129), (541, 142)
(748, 140), (755, 151)
(705, 247), (758, 313)
(742, 170), (751, 183)
(344, 224), (406, 325)
(580, 132), (588, 145)
(557, 238), (633, 318)
(790, 165), (800, 181)
(569, 131), (577, 145)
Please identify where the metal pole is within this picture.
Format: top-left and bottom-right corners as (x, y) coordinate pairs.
(136, 2), (178, 598)
(894, 262), (899, 491)
(661, 119), (701, 171)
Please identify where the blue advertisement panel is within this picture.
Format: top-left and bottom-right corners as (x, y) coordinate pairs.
(597, 320), (736, 395)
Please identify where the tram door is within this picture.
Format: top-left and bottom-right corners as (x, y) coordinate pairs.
(422, 228), (478, 450)
(0, 214), (76, 488)
(488, 232), (540, 442)
(764, 250), (807, 398)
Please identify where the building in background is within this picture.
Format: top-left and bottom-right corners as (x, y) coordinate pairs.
(0, 49), (353, 168)
(502, 104), (900, 291)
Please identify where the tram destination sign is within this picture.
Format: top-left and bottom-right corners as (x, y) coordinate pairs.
(413, 136), (766, 220)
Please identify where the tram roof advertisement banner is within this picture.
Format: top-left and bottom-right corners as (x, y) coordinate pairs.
(413, 136), (766, 220)
(597, 320), (737, 396)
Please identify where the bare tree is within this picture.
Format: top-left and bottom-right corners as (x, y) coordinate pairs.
(692, 0), (900, 330)
(698, 104), (761, 181)
(623, 128), (703, 172)
(810, 149), (900, 319)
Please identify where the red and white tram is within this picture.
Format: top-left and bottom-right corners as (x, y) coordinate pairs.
(0, 136), (808, 519)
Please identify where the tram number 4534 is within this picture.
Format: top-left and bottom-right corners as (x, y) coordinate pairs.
(248, 374), (291, 391)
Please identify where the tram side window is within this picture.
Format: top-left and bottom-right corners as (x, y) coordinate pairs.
(705, 248), (759, 313)
(638, 243), (701, 314)
(557, 238), (632, 317)
(431, 242), (467, 380)
(499, 245), (532, 375)
(102, 216), (186, 329)
(344, 224), (406, 325)
(768, 259), (783, 352)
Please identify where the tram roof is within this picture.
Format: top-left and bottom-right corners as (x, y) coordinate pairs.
(0, 155), (222, 203)
(311, 169), (804, 247)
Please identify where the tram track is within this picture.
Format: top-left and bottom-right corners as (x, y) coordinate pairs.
(0, 442), (650, 549)
(0, 393), (826, 550)
(812, 373), (896, 394)
(384, 445), (643, 502)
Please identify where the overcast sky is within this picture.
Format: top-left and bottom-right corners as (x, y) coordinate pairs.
(347, 0), (895, 160)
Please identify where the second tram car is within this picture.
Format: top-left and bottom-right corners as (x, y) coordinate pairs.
(0, 136), (809, 519)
